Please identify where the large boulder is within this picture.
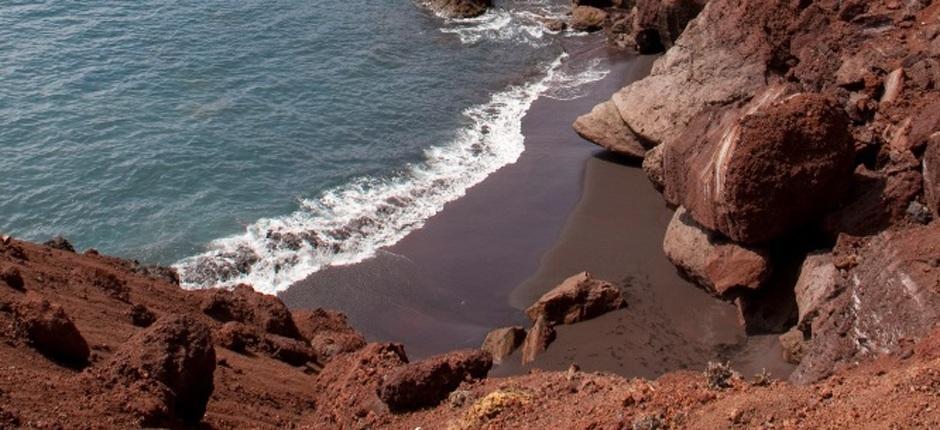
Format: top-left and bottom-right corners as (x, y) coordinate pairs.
(663, 207), (770, 297)
(200, 284), (301, 339)
(292, 309), (366, 361)
(422, 0), (492, 18)
(664, 91), (854, 244)
(480, 326), (525, 365)
(792, 225), (940, 383)
(378, 349), (492, 412)
(98, 315), (216, 426)
(0, 265), (24, 290)
(525, 272), (626, 326)
(14, 294), (89, 368)
(571, 6), (609, 32)
(573, 101), (647, 158)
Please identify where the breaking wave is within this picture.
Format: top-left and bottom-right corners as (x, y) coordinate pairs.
(436, 0), (571, 45)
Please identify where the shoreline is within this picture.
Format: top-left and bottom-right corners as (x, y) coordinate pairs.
(279, 36), (655, 359)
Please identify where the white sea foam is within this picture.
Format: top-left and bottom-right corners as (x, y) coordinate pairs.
(174, 50), (612, 294)
(543, 57), (610, 101)
(436, 0), (571, 45)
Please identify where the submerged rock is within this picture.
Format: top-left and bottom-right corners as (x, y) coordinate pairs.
(378, 349), (492, 412)
(422, 0), (492, 19)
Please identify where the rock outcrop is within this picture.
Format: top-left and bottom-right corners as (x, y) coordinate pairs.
(663, 207), (771, 297)
(13, 294), (90, 368)
(378, 349), (492, 412)
(292, 308), (366, 362)
(480, 326), (525, 365)
(525, 272), (626, 326)
(571, 6), (609, 32)
(573, 101), (648, 158)
(521, 316), (556, 365)
(200, 284), (301, 340)
(97, 314), (216, 426)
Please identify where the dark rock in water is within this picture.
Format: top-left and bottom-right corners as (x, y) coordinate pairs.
(542, 18), (567, 32)
(97, 314), (215, 426)
(266, 229), (323, 251)
(525, 272), (626, 326)
(480, 326), (525, 365)
(571, 6), (608, 32)
(521, 315), (555, 365)
(200, 284), (302, 340)
(43, 236), (75, 253)
(14, 293), (90, 368)
(127, 304), (157, 328)
(0, 265), (25, 290)
(422, 0), (492, 19)
(378, 349), (492, 412)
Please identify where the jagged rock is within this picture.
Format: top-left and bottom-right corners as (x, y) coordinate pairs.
(664, 91), (854, 244)
(633, 0), (707, 53)
(263, 334), (317, 366)
(99, 314), (215, 426)
(525, 272), (626, 326)
(779, 328), (806, 365)
(480, 326), (525, 365)
(0, 265), (24, 290)
(292, 308), (366, 361)
(642, 144), (665, 191)
(422, 0), (491, 18)
(793, 252), (838, 331)
(822, 166), (923, 238)
(200, 284), (301, 339)
(215, 321), (259, 353)
(793, 225), (940, 384)
(521, 316), (555, 365)
(43, 236), (75, 253)
(663, 207), (770, 297)
(573, 101), (647, 158)
(378, 349), (492, 412)
(14, 294), (90, 367)
(127, 304), (156, 328)
(571, 6), (608, 32)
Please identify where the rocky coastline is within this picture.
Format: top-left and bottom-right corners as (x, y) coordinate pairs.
(3, 0), (940, 428)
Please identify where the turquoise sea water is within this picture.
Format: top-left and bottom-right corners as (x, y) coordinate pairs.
(0, 1), (608, 292)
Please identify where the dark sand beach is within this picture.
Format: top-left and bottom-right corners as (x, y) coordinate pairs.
(280, 37), (792, 377)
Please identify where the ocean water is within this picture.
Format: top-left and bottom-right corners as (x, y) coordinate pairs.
(0, 0), (609, 293)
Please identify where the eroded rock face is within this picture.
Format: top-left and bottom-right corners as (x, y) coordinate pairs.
(571, 6), (609, 32)
(200, 284), (301, 340)
(14, 294), (89, 368)
(793, 225), (940, 384)
(633, 0), (708, 53)
(663, 207), (770, 297)
(665, 91), (854, 244)
(480, 326), (525, 365)
(573, 101), (647, 158)
(99, 314), (216, 425)
(422, 0), (492, 18)
(378, 349), (492, 412)
(525, 272), (626, 326)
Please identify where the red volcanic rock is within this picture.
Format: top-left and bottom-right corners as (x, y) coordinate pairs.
(14, 293), (89, 367)
(200, 284), (301, 339)
(793, 225), (940, 383)
(663, 207), (770, 297)
(573, 101), (647, 158)
(481, 326), (525, 365)
(0, 265), (24, 290)
(215, 321), (260, 353)
(306, 343), (408, 429)
(42, 236), (75, 252)
(292, 308), (366, 361)
(632, 0), (707, 53)
(521, 316), (556, 365)
(378, 349), (492, 412)
(263, 335), (317, 367)
(98, 314), (216, 426)
(571, 6), (609, 32)
(665, 91), (854, 244)
(822, 165), (924, 237)
(526, 272), (626, 326)
(127, 303), (156, 327)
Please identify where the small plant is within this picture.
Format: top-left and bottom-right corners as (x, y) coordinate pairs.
(705, 361), (733, 390)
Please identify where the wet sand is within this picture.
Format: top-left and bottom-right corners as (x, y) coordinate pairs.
(280, 36), (793, 378)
